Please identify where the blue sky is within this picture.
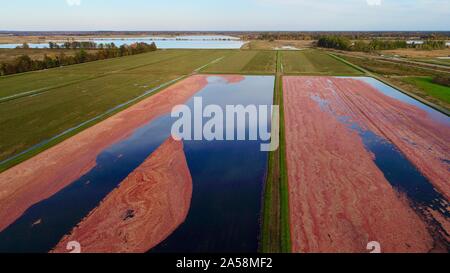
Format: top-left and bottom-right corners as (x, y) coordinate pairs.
(1, 0), (449, 31)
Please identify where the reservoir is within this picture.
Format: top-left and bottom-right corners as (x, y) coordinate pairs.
(0, 35), (246, 49)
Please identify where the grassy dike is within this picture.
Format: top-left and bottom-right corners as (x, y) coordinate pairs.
(261, 51), (292, 253)
(278, 69), (292, 253)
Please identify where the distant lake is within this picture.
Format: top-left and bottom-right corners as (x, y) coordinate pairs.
(0, 35), (246, 49)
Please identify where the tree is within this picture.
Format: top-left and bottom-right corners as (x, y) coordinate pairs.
(75, 49), (88, 63)
(0, 63), (5, 76)
(149, 42), (157, 51)
(42, 54), (56, 69)
(15, 55), (33, 72)
(421, 40), (445, 50)
(56, 52), (67, 66)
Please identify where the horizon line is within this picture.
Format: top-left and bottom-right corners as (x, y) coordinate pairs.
(1, 30), (450, 33)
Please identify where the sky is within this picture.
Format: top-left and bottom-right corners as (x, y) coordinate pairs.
(0, 0), (449, 31)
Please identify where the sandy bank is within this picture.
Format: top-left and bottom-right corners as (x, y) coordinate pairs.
(0, 75), (210, 232)
(51, 137), (192, 253)
(283, 76), (436, 253)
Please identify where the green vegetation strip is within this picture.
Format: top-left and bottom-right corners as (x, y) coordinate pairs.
(278, 72), (291, 253)
(261, 51), (292, 253)
(261, 53), (281, 253)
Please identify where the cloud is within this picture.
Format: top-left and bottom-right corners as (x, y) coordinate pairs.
(66, 0), (81, 7)
(366, 0), (382, 6)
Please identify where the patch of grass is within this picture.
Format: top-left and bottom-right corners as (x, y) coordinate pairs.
(202, 50), (276, 74)
(0, 49), (226, 164)
(201, 51), (257, 73)
(401, 77), (450, 104)
(281, 49), (362, 75)
(242, 51), (277, 73)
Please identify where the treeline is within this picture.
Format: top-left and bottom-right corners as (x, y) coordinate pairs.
(0, 42), (157, 76)
(418, 40), (448, 50)
(248, 33), (316, 41)
(242, 31), (450, 41)
(19, 41), (126, 50)
(317, 36), (448, 52)
(48, 41), (98, 49)
(317, 36), (351, 50)
(353, 40), (408, 51)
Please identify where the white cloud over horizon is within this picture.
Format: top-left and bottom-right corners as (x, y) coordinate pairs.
(367, 0), (382, 6)
(66, 0), (81, 7)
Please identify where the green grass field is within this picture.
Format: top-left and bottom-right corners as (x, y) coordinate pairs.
(281, 49), (362, 75)
(0, 50), (197, 100)
(401, 77), (450, 104)
(0, 50), (230, 164)
(202, 50), (276, 74)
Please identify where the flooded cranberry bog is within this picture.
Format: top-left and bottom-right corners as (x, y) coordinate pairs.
(0, 75), (275, 253)
(0, 65), (448, 254)
(283, 76), (449, 253)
